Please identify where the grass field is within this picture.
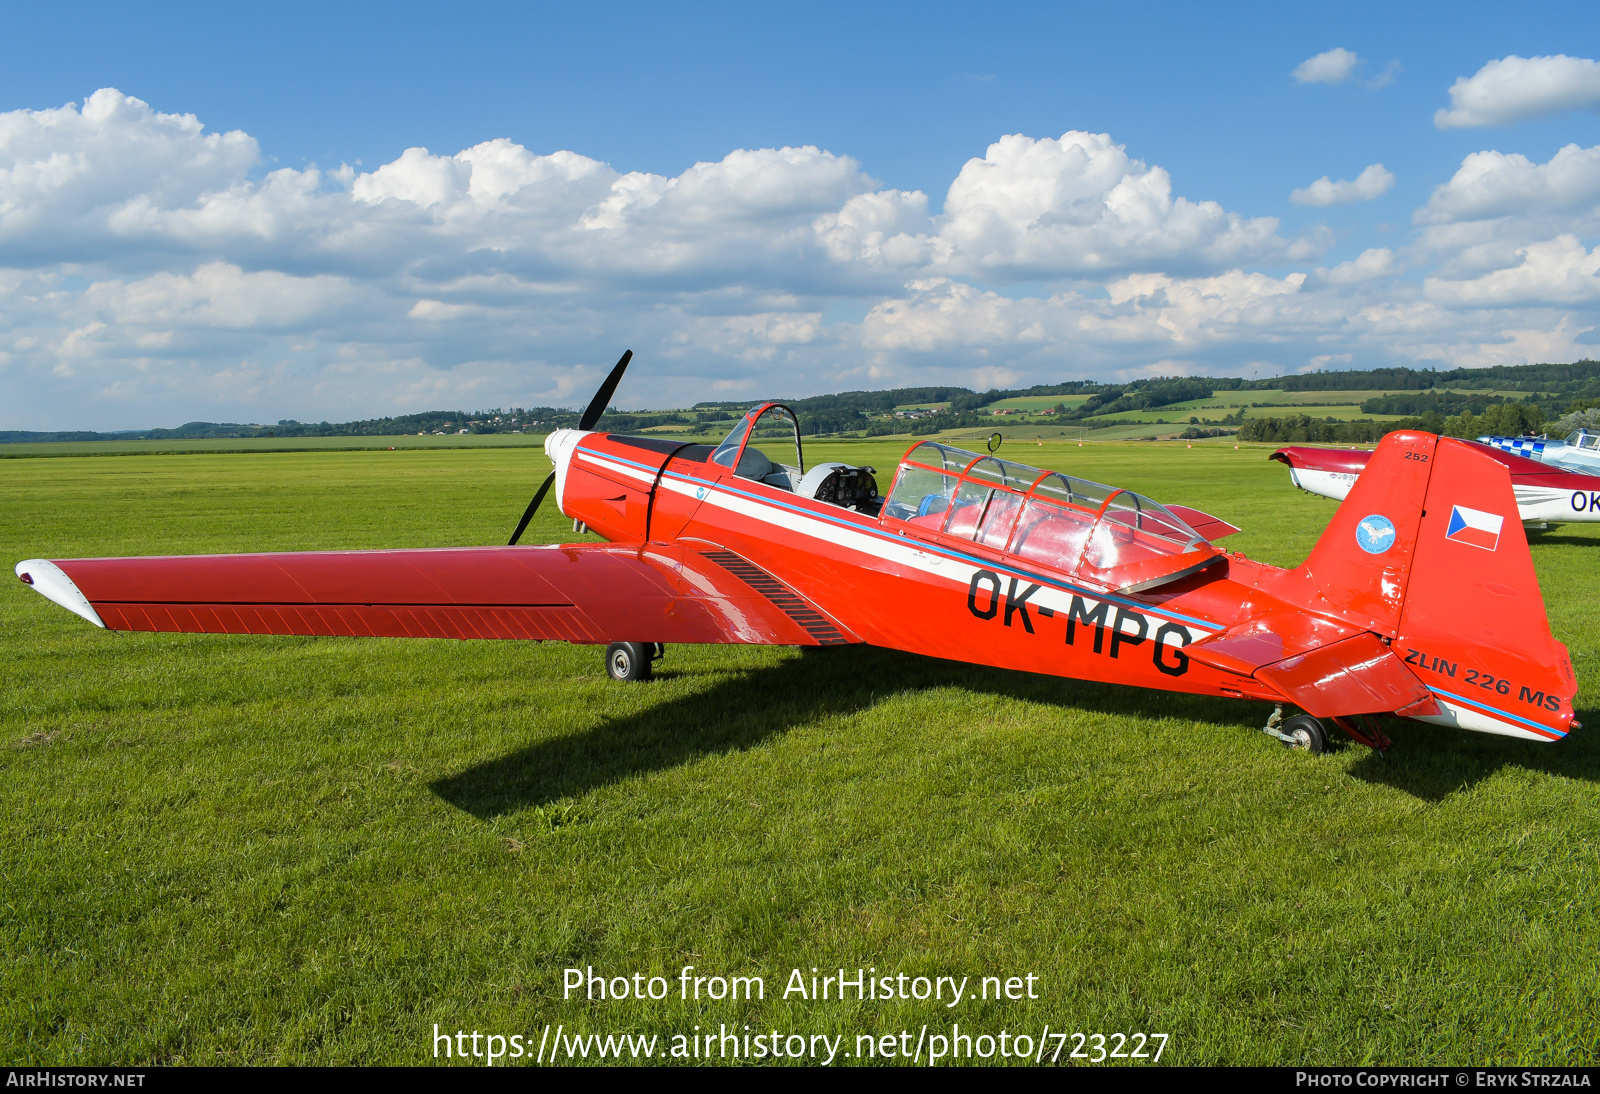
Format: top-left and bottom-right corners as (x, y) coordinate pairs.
(0, 433), (548, 460)
(977, 395), (1093, 412)
(4, 440), (1598, 1066)
(971, 389), (1547, 436)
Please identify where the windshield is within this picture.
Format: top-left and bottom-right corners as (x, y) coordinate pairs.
(711, 411), (755, 469)
(1565, 430), (1600, 450)
(883, 440), (1210, 586)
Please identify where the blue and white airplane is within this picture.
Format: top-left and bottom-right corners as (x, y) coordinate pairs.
(1477, 427), (1600, 473)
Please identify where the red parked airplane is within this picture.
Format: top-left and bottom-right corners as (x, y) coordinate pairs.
(16, 353), (1580, 753)
(1271, 442), (1600, 530)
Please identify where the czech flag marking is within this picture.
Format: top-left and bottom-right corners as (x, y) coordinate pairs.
(1446, 504), (1503, 551)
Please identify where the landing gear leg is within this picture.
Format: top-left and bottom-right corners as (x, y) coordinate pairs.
(1262, 704), (1285, 741)
(1332, 715), (1392, 753)
(1263, 705), (1329, 754)
(605, 642), (657, 682)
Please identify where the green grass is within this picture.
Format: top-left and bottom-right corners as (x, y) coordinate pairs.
(980, 395), (1093, 411)
(1098, 405), (1408, 424)
(1160, 389), (1517, 411)
(977, 391), (1419, 435)
(3, 442), (1598, 1066)
(0, 434), (550, 459)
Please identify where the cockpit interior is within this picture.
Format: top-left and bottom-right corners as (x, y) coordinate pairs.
(712, 403), (882, 512)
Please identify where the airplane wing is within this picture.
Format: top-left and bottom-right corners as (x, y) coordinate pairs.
(16, 543), (858, 647)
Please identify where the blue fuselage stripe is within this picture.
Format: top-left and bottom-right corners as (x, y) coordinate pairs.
(1428, 685), (1563, 736)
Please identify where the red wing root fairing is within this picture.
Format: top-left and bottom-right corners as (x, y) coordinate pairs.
(17, 353), (1579, 753)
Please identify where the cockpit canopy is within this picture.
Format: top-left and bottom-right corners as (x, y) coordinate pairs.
(882, 440), (1219, 593)
(1565, 428), (1600, 450)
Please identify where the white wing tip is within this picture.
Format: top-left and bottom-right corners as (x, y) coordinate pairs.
(15, 559), (106, 628)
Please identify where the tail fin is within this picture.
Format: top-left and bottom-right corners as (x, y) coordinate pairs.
(1296, 431), (1575, 740)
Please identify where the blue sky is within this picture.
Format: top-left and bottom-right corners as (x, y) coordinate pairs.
(2, 1), (1599, 428)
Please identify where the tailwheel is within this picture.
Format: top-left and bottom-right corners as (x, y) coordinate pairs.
(605, 642), (658, 682)
(1279, 714), (1329, 754)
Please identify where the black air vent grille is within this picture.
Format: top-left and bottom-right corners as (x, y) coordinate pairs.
(701, 550), (850, 645)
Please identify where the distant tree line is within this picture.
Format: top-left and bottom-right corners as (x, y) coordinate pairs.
(1278, 359), (1600, 394)
(0, 407), (587, 443)
(1237, 416), (1418, 445)
(1236, 400), (1554, 445)
(8, 359), (1600, 444)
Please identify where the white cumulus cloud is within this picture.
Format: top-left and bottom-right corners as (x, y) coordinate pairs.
(928, 131), (1303, 279)
(2, 88), (1600, 429)
(1435, 54), (1600, 128)
(1291, 164), (1395, 206)
(1419, 144), (1600, 223)
(1319, 248), (1398, 285)
(1425, 235), (1600, 307)
(1293, 49), (1360, 84)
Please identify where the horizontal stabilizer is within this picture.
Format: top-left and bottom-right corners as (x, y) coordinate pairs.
(1185, 612), (1362, 677)
(1254, 633), (1433, 719)
(1186, 611), (1438, 720)
(1164, 504), (1241, 541)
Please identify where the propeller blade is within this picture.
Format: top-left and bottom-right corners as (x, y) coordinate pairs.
(509, 350), (630, 544)
(577, 349), (633, 432)
(507, 471), (557, 546)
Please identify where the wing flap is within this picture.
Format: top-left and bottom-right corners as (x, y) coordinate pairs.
(27, 544), (859, 647)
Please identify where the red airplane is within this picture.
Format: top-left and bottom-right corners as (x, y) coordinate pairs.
(1271, 442), (1600, 530)
(16, 352), (1579, 754)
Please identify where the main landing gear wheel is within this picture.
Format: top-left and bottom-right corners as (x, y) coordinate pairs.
(1280, 714), (1328, 754)
(605, 642), (659, 682)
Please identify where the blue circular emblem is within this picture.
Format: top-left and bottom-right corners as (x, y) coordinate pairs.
(1355, 514), (1396, 554)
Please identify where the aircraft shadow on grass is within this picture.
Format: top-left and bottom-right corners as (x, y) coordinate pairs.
(431, 645), (1254, 818)
(1343, 705), (1600, 802)
(1528, 532), (1600, 547)
(430, 646), (1600, 818)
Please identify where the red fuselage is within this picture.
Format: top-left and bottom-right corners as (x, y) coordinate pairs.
(550, 428), (1572, 742)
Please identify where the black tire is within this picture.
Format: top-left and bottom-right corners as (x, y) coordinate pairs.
(1281, 714), (1328, 754)
(605, 642), (654, 682)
